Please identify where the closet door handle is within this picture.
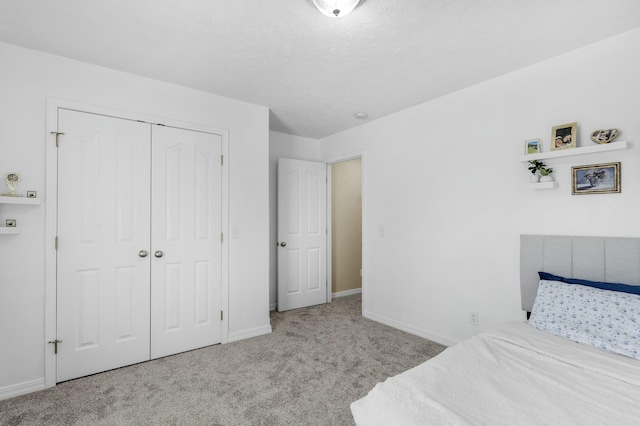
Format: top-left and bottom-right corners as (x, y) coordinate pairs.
(138, 250), (149, 258)
(154, 250), (164, 258)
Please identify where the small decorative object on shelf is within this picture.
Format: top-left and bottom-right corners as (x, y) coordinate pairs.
(590, 129), (619, 144)
(5, 219), (16, 227)
(551, 122), (577, 151)
(528, 160), (553, 183)
(525, 139), (540, 155)
(26, 191), (37, 198)
(539, 166), (554, 182)
(2, 173), (22, 197)
(528, 160), (541, 182)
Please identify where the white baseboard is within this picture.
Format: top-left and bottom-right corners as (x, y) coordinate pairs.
(0, 377), (45, 401)
(363, 310), (458, 347)
(269, 302), (277, 311)
(228, 324), (273, 343)
(332, 288), (362, 299)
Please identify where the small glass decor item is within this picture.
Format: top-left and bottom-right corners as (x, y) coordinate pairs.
(2, 173), (22, 197)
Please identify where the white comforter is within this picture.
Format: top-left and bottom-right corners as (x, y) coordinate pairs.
(351, 321), (640, 425)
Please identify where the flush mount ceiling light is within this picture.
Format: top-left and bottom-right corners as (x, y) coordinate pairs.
(312, 0), (361, 18)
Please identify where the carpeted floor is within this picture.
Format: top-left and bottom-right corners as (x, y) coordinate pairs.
(0, 294), (446, 425)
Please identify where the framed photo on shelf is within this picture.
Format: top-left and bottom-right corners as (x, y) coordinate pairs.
(572, 162), (620, 195)
(551, 122), (577, 151)
(525, 139), (540, 155)
(590, 129), (619, 144)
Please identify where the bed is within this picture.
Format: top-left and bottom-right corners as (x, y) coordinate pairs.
(351, 235), (640, 425)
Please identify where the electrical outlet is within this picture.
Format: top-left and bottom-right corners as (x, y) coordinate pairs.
(470, 312), (479, 326)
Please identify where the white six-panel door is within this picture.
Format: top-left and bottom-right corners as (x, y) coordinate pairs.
(57, 110), (152, 382)
(150, 125), (222, 359)
(277, 158), (327, 311)
(56, 109), (223, 381)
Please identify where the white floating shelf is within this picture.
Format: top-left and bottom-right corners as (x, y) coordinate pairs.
(520, 141), (628, 162)
(0, 227), (20, 234)
(0, 196), (41, 205)
(530, 181), (557, 189)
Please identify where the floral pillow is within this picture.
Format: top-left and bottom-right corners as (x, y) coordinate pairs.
(529, 279), (640, 359)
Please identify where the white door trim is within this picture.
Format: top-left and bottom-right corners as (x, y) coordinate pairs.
(325, 151), (366, 311)
(44, 97), (230, 388)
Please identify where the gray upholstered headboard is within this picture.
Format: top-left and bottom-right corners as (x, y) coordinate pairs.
(520, 235), (640, 312)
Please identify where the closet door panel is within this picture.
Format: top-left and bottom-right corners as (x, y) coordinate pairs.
(56, 109), (151, 382)
(150, 126), (223, 359)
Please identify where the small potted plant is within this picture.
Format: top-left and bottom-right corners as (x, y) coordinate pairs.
(528, 160), (543, 182)
(527, 160), (553, 183)
(539, 165), (554, 182)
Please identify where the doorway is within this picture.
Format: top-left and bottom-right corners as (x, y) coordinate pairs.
(274, 153), (365, 311)
(330, 158), (362, 299)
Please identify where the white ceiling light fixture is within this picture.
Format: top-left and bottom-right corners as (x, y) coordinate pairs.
(312, 0), (361, 18)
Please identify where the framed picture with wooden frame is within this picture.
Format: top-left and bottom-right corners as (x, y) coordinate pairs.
(551, 122), (577, 151)
(572, 162), (620, 195)
(525, 139), (540, 155)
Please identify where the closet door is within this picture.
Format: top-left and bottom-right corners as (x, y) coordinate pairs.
(150, 126), (223, 359)
(56, 110), (151, 382)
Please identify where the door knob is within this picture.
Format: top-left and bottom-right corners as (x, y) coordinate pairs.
(154, 250), (164, 258)
(138, 250), (148, 258)
(280, 242), (287, 247)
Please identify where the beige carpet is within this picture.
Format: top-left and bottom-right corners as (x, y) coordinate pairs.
(0, 294), (446, 425)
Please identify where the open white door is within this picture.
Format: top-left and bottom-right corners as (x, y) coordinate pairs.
(277, 158), (327, 311)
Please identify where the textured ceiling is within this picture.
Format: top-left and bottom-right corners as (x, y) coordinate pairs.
(1, 0), (639, 139)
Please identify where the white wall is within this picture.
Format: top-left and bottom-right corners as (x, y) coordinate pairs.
(0, 42), (271, 394)
(320, 28), (640, 346)
(268, 131), (320, 309)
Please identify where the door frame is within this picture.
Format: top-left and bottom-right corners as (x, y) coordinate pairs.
(325, 151), (366, 309)
(44, 98), (230, 388)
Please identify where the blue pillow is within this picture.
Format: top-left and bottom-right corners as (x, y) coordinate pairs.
(538, 271), (640, 296)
